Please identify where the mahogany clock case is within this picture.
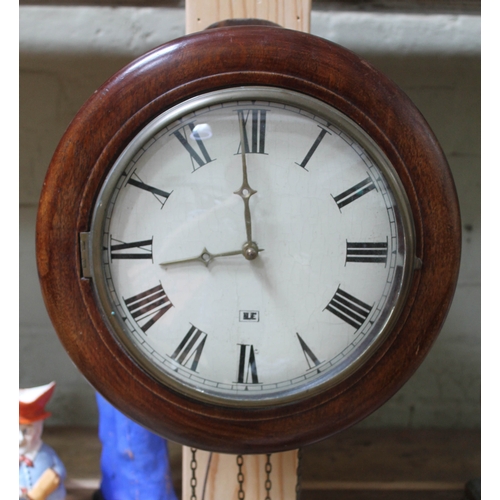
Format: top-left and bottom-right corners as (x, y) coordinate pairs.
(36, 24), (461, 453)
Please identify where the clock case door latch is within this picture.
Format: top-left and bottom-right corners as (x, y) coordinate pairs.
(79, 232), (92, 279)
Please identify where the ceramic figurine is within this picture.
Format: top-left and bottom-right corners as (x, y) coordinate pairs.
(19, 382), (66, 500)
(94, 393), (178, 500)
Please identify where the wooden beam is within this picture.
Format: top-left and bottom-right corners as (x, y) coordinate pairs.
(182, 1), (307, 496)
(185, 0), (311, 33)
(182, 448), (299, 500)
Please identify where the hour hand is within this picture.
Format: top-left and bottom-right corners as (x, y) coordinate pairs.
(159, 245), (264, 269)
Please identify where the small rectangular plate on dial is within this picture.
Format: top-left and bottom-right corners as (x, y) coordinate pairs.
(240, 311), (259, 322)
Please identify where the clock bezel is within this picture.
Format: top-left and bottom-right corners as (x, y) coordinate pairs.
(37, 24), (460, 453)
(89, 86), (417, 409)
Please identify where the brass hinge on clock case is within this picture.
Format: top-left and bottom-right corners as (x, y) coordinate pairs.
(79, 232), (92, 279)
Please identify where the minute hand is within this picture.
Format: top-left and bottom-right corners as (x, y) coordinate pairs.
(234, 113), (258, 245)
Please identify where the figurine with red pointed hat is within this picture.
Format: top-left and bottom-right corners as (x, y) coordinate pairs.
(19, 382), (66, 500)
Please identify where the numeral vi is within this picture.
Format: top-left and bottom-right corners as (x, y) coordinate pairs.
(236, 344), (259, 384)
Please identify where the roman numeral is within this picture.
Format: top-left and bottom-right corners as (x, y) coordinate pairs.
(236, 109), (267, 154)
(296, 333), (321, 370)
(332, 177), (376, 209)
(346, 240), (388, 264)
(295, 126), (331, 170)
(236, 344), (259, 384)
(171, 325), (207, 372)
(172, 122), (214, 170)
(127, 172), (171, 208)
(109, 237), (153, 261)
(123, 284), (173, 332)
(325, 288), (372, 330)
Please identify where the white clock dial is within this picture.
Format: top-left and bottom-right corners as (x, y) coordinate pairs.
(90, 87), (415, 406)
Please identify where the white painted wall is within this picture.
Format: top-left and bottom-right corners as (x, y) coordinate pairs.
(19, 6), (480, 428)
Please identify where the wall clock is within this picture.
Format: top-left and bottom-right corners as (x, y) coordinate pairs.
(36, 22), (461, 454)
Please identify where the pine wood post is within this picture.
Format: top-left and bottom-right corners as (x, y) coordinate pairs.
(185, 0), (311, 34)
(181, 2), (310, 498)
(182, 447), (300, 499)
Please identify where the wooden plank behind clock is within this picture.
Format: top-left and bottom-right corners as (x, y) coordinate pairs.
(183, 5), (307, 499)
(185, 0), (312, 33)
(182, 448), (300, 499)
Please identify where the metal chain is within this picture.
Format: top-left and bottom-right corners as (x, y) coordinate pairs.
(236, 454), (245, 500)
(295, 448), (303, 500)
(188, 449), (300, 500)
(264, 453), (272, 500)
(190, 447), (198, 500)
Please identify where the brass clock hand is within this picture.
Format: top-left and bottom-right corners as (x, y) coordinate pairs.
(234, 113), (259, 260)
(160, 245), (264, 268)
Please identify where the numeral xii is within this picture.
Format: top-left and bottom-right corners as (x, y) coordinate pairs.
(237, 109), (267, 154)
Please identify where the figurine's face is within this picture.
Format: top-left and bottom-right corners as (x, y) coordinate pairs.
(19, 421), (43, 456)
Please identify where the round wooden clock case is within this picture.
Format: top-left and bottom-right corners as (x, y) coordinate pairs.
(36, 24), (461, 453)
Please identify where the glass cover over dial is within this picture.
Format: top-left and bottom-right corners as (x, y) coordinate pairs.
(90, 87), (415, 406)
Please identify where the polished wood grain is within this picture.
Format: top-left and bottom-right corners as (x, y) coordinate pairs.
(37, 23), (461, 453)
